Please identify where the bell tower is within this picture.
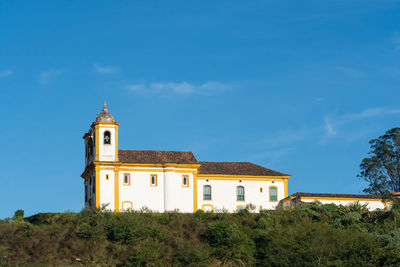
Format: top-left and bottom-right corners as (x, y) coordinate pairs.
(92, 102), (119, 162)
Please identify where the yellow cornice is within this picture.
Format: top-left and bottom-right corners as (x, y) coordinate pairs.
(197, 174), (290, 179)
(90, 121), (120, 128)
(112, 162), (200, 169)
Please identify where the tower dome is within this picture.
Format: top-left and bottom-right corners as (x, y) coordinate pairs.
(96, 101), (114, 122)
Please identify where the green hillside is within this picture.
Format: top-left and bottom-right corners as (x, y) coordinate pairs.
(1, 202), (400, 266)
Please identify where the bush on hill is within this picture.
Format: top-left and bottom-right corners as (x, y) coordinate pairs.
(0, 202), (399, 266)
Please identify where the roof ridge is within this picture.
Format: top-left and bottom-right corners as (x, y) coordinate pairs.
(119, 149), (194, 153)
(199, 161), (254, 163)
(293, 192), (382, 197)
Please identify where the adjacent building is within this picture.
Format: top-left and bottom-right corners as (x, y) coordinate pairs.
(279, 192), (389, 210)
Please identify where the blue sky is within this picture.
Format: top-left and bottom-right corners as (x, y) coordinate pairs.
(1, 1), (400, 218)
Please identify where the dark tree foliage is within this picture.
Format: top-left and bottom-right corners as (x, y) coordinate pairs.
(358, 127), (400, 195)
(1, 203), (400, 266)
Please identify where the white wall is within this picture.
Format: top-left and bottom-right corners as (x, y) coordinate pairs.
(97, 127), (116, 162)
(96, 165), (287, 213)
(164, 171), (194, 212)
(197, 179), (285, 212)
(301, 198), (386, 210)
(118, 169), (165, 212)
(99, 170), (115, 210)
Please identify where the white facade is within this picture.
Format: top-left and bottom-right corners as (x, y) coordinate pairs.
(81, 104), (290, 213)
(197, 179), (285, 212)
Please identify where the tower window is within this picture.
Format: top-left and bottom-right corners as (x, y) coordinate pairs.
(203, 185), (211, 200)
(237, 186), (245, 201)
(269, 186), (278, 202)
(182, 175), (189, 187)
(104, 131), (111, 145)
(150, 174), (157, 187)
(123, 173), (130, 186)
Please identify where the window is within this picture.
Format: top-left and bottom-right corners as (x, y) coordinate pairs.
(122, 201), (133, 211)
(123, 173), (130, 185)
(104, 131), (111, 145)
(237, 205), (245, 212)
(150, 174), (157, 187)
(202, 204), (213, 212)
(203, 185), (211, 200)
(269, 186), (278, 202)
(260, 187), (263, 193)
(237, 186), (245, 201)
(106, 174), (109, 180)
(182, 175), (189, 187)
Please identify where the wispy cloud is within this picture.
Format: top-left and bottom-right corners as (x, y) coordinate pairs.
(39, 70), (62, 85)
(315, 98), (325, 102)
(93, 64), (119, 74)
(0, 69), (13, 78)
(343, 107), (400, 120)
(126, 81), (231, 96)
(323, 118), (337, 136)
(323, 107), (400, 137)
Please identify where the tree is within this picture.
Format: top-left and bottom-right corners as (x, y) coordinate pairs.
(358, 127), (400, 196)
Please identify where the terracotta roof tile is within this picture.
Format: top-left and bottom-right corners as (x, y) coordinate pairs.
(118, 150), (198, 164)
(198, 161), (289, 176)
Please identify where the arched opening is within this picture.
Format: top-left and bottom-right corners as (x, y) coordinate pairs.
(104, 131), (111, 145)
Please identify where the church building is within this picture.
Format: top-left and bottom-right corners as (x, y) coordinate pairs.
(81, 103), (291, 212)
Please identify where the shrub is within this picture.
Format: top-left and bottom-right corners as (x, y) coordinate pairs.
(13, 210), (24, 220)
(378, 228), (400, 250)
(204, 221), (255, 265)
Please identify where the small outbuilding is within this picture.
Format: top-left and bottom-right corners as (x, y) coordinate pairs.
(279, 192), (389, 211)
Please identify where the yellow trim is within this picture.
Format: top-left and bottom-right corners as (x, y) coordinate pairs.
(384, 201), (388, 211)
(197, 177), (287, 181)
(97, 125), (118, 128)
(99, 167), (116, 171)
(123, 173), (131, 186)
(269, 186), (278, 202)
(283, 179), (288, 198)
(95, 165), (100, 208)
(300, 196), (383, 202)
(95, 125), (100, 161)
(116, 163), (200, 168)
(114, 167), (119, 212)
(150, 174), (158, 187)
(117, 168), (198, 173)
(203, 185), (212, 200)
(236, 205), (246, 212)
(237, 186), (245, 201)
(198, 174), (290, 179)
(115, 124), (118, 161)
(122, 201), (133, 211)
(193, 173), (198, 212)
(91, 121), (120, 127)
(202, 204), (213, 211)
(182, 175), (189, 187)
